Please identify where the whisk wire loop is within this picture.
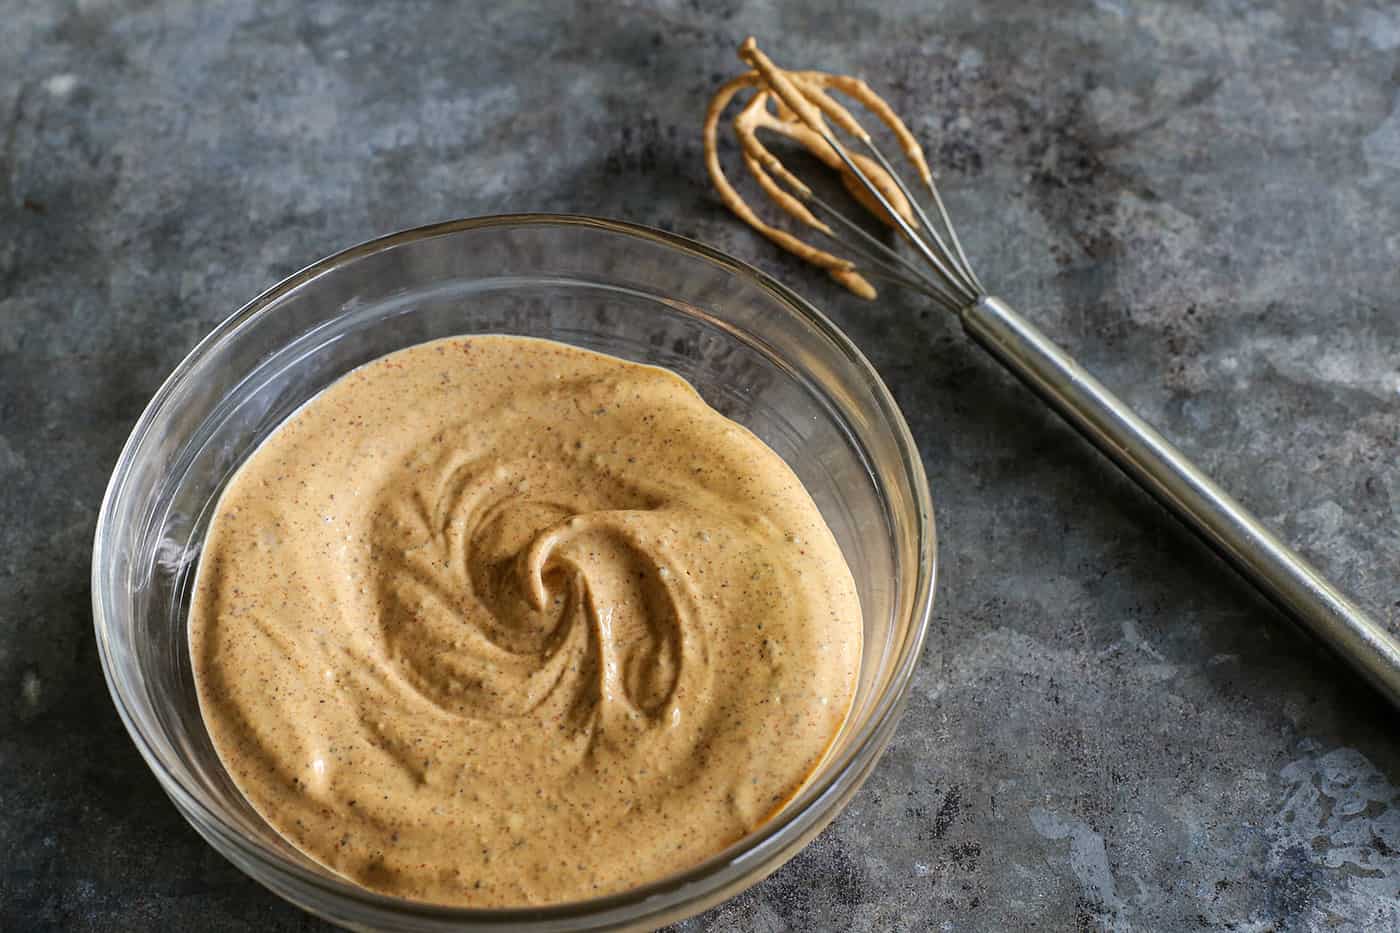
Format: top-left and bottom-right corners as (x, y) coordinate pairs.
(807, 123), (977, 313)
(805, 193), (961, 305)
(862, 140), (986, 298)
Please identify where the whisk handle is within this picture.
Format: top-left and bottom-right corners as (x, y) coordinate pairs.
(962, 295), (1400, 707)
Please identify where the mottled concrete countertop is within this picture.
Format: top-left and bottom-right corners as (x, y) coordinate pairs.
(3, 1), (1398, 930)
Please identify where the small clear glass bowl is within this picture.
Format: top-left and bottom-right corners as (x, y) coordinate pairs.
(93, 215), (935, 931)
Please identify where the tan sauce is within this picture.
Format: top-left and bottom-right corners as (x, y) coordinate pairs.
(190, 335), (862, 907)
(703, 37), (935, 299)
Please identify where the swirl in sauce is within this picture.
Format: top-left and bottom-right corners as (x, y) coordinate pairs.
(190, 335), (861, 906)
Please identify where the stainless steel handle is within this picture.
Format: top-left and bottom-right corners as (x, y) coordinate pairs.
(962, 295), (1400, 707)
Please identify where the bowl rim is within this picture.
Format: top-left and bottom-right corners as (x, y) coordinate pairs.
(92, 212), (937, 926)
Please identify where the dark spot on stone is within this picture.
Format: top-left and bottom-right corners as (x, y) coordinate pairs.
(1074, 894), (1103, 932)
(948, 841), (982, 872)
(1022, 83), (1122, 262)
(932, 785), (961, 839)
(758, 836), (866, 920)
(1264, 843), (1321, 926)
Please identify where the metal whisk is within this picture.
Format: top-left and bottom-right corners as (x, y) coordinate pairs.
(723, 39), (1400, 707)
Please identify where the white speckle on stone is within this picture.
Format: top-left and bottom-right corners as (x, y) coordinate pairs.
(1364, 90), (1400, 174)
(1246, 332), (1399, 398)
(44, 74), (79, 97)
(1359, 10), (1400, 51)
(914, 861), (931, 877)
(1294, 500), (1349, 552)
(0, 434), (25, 472)
(1121, 619), (1166, 662)
(21, 670), (41, 708)
(1031, 808), (1124, 922)
(1267, 746), (1400, 928)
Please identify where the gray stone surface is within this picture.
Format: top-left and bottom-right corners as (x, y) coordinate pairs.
(3, 0), (1398, 929)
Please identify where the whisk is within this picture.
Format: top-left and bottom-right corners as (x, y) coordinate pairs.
(709, 38), (1400, 707)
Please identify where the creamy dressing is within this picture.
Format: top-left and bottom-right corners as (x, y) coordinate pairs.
(190, 335), (862, 907)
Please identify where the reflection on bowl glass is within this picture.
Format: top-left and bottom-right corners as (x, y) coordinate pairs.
(93, 214), (935, 931)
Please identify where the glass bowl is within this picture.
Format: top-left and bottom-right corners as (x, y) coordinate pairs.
(93, 214), (936, 931)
